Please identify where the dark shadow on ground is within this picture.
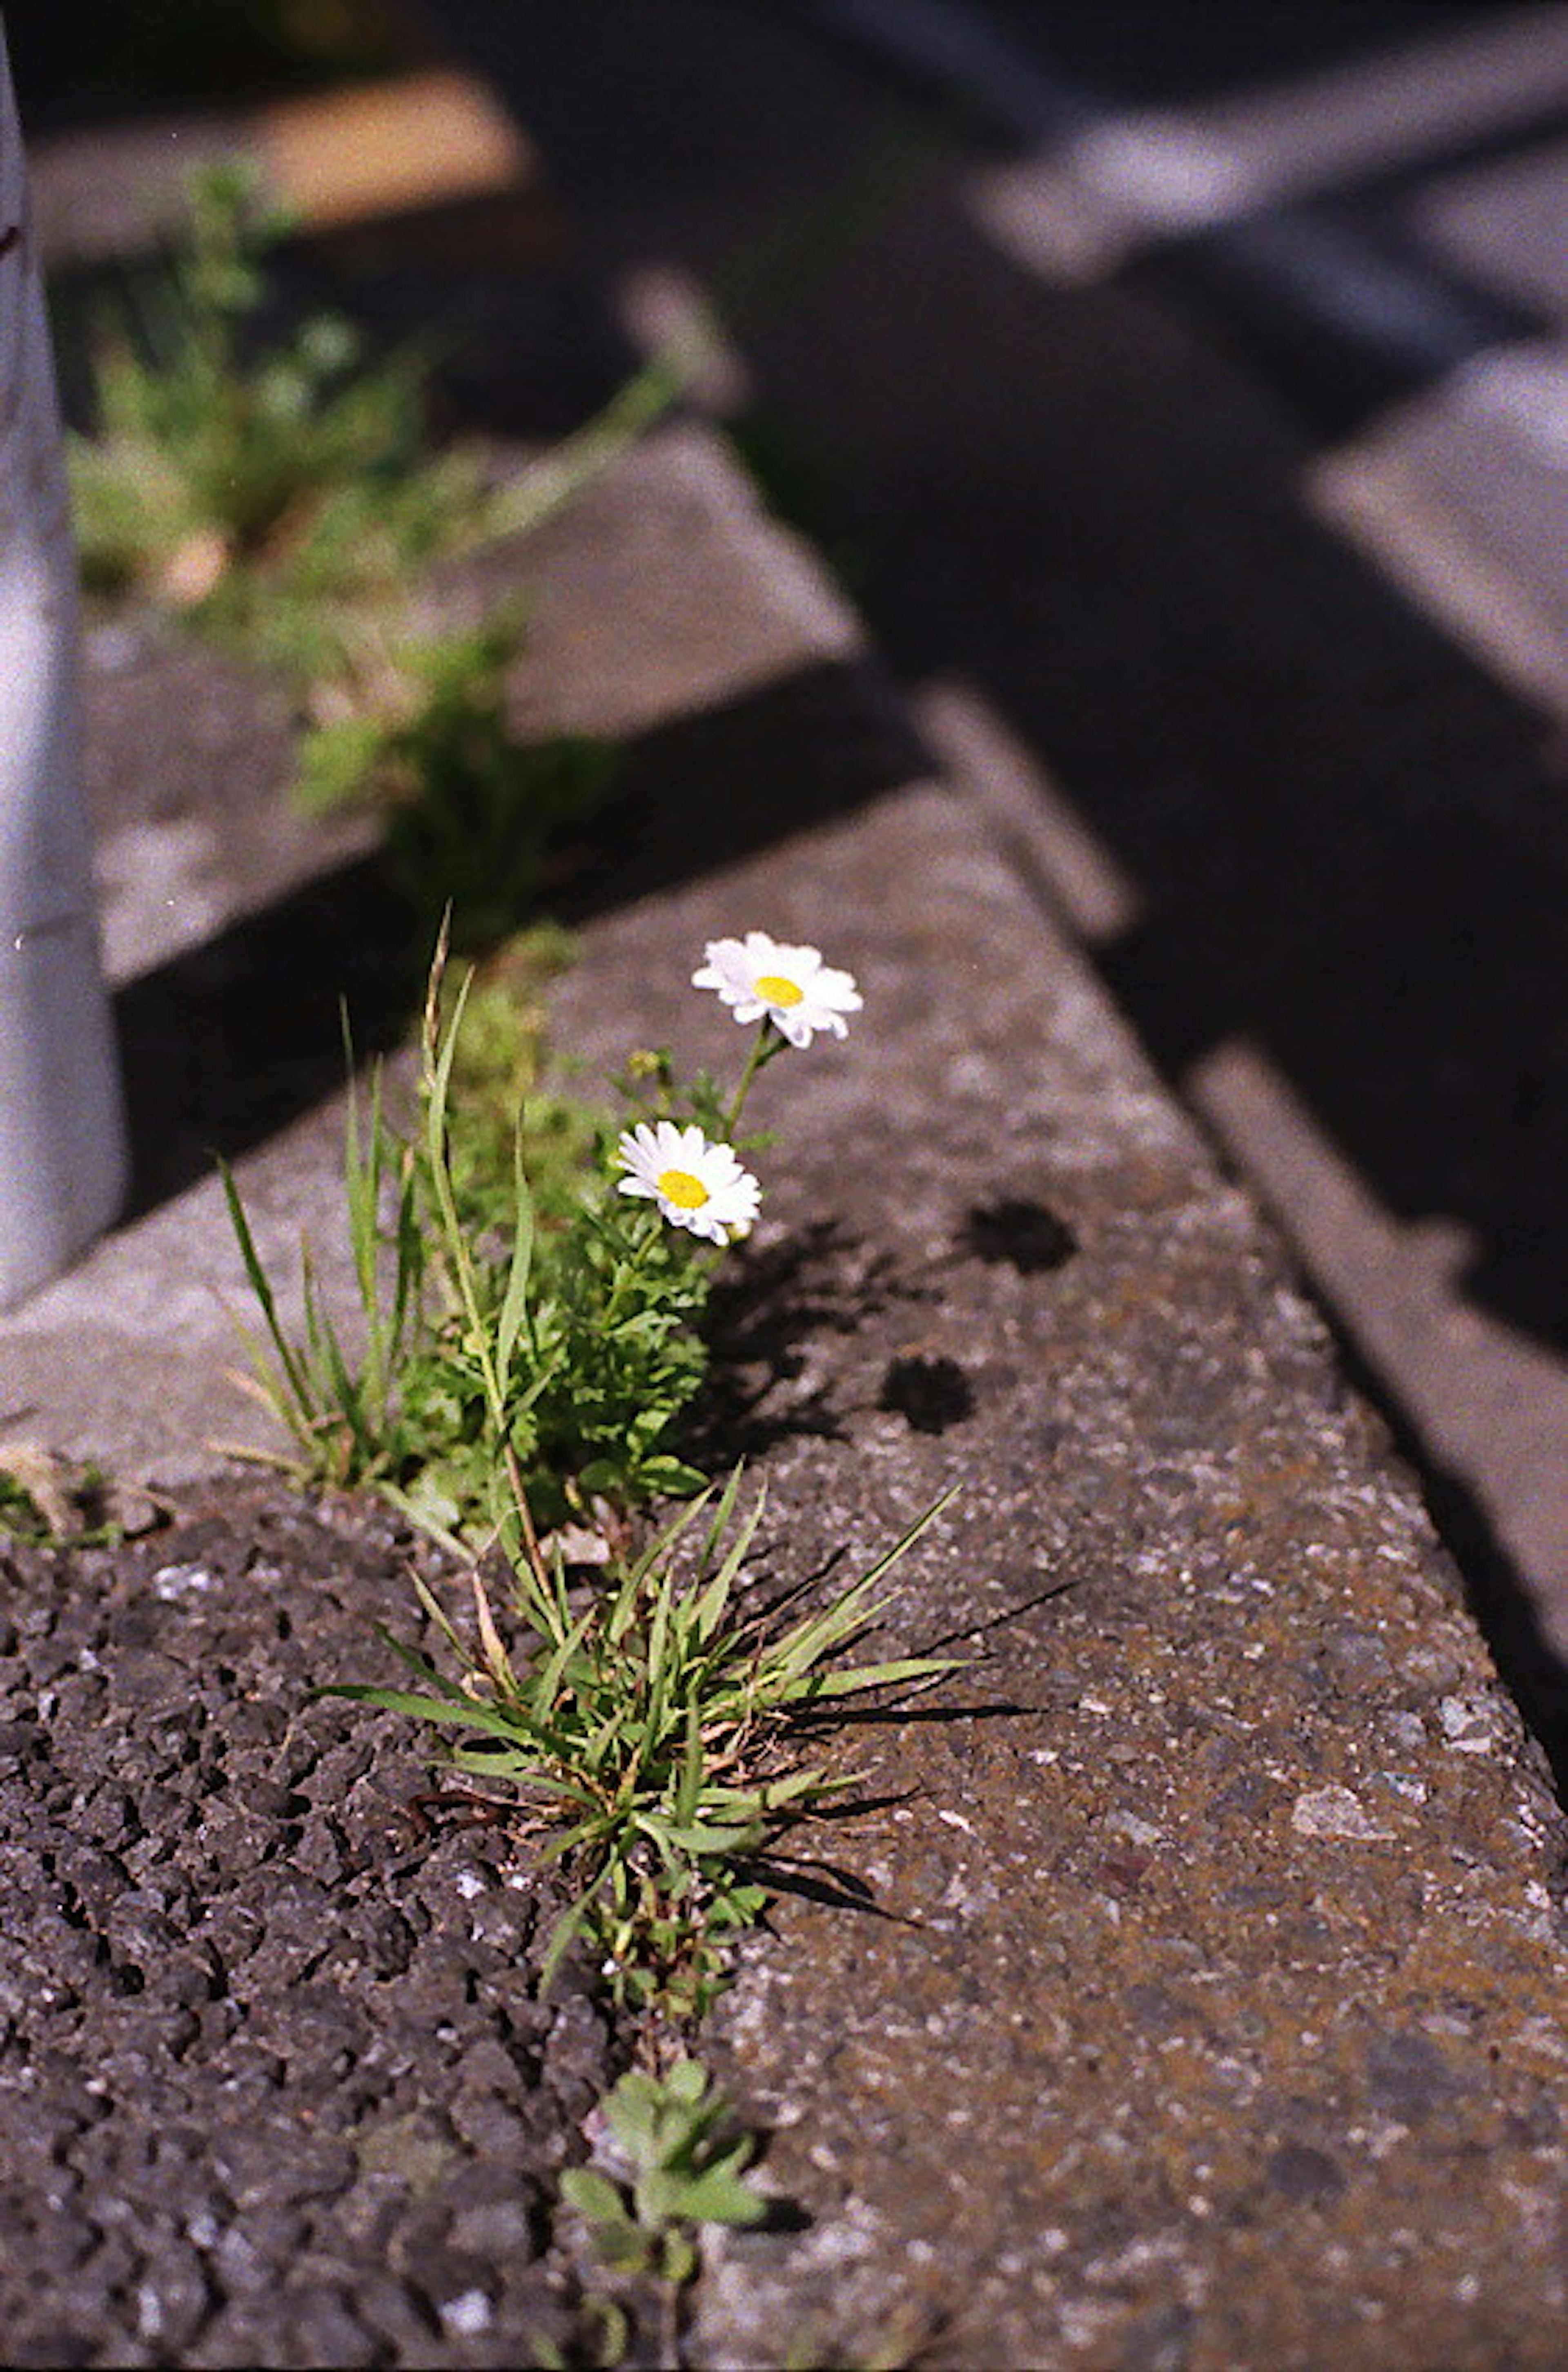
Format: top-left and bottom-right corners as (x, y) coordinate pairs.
(547, 662), (929, 926)
(735, 191), (1568, 1364)
(107, 657), (927, 1216)
(111, 852), (412, 1219)
(685, 1217), (931, 1466)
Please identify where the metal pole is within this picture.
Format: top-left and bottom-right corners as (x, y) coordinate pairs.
(0, 16), (127, 1310)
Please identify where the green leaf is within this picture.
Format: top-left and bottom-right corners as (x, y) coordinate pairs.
(559, 2167), (626, 2227)
(667, 2161), (770, 2229)
(323, 1681), (539, 1750)
(664, 2058), (708, 2107)
(493, 1139), (535, 1384)
(636, 1452), (707, 1494)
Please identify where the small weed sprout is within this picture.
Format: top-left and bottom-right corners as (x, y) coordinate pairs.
(562, 2056), (769, 2281)
(532, 2058), (768, 2367)
(221, 1043), (426, 1491)
(334, 1469), (955, 2010)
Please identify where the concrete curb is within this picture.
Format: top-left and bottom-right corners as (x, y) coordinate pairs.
(2, 412), (1564, 2362)
(483, 436), (1568, 2363)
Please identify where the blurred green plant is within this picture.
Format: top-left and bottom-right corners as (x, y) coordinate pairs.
(69, 161), (476, 629)
(67, 158), (693, 899)
(563, 2055), (769, 2280)
(298, 606), (616, 957)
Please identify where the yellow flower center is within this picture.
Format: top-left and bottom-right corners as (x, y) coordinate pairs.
(656, 1167), (710, 1210)
(754, 973), (804, 1007)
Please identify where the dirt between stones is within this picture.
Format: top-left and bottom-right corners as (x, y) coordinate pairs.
(0, 1478), (617, 2370)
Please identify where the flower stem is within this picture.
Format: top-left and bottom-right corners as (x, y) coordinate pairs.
(723, 1021), (779, 1139)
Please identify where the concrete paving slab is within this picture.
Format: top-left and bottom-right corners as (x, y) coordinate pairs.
(469, 0), (1568, 1711)
(843, 0), (1568, 283)
(522, 635), (1568, 2372)
(1410, 129), (1568, 327)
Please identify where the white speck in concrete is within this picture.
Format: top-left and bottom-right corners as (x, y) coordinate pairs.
(1438, 1695), (1497, 1752)
(1106, 1810), (1163, 1846)
(152, 1563), (217, 1601)
(1291, 1785), (1396, 1841)
(440, 2289), (493, 2338)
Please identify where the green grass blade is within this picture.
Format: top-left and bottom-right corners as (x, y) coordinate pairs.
(424, 959), (472, 1184)
(673, 1699), (704, 1829)
(532, 1602), (598, 1717)
(696, 1463), (748, 1567)
(693, 1485), (765, 1644)
(784, 1653), (960, 1700)
(758, 1577), (888, 1686)
(493, 1133), (536, 1386)
(218, 1159), (314, 1420)
(839, 1487), (958, 1596)
(323, 1681), (548, 1750)
(639, 1810), (765, 1857)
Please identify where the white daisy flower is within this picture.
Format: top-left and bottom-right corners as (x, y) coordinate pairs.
(692, 930), (862, 1048)
(614, 1120), (761, 1245)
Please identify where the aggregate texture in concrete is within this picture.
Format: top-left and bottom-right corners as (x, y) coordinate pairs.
(0, 311), (1565, 2372)
(640, 764), (1568, 2372)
